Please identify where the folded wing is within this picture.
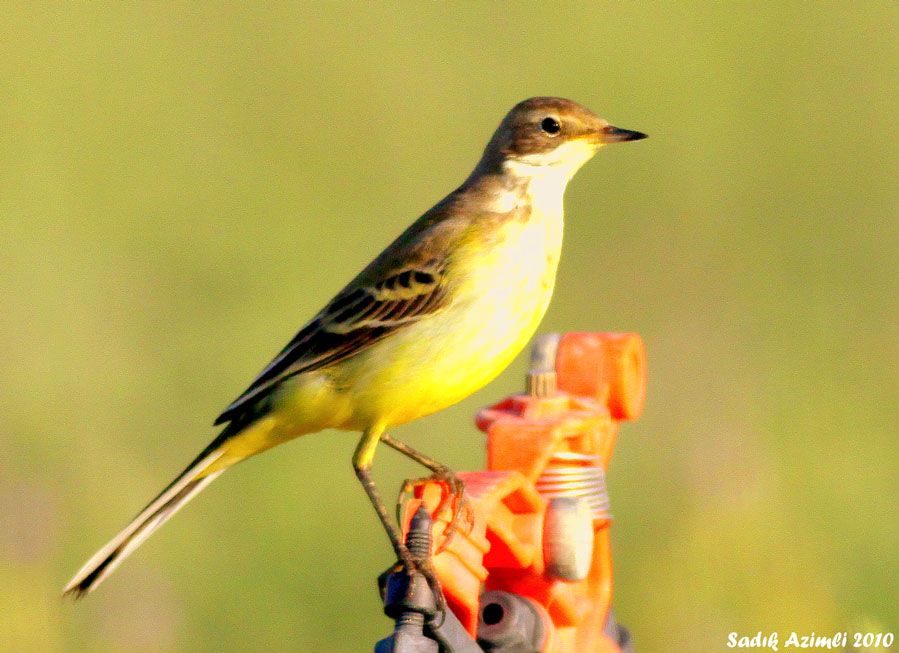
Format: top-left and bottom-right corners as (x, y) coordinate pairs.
(214, 265), (448, 425)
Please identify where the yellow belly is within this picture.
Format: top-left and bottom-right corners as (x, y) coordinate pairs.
(346, 211), (561, 427)
(348, 286), (551, 426)
(272, 207), (563, 434)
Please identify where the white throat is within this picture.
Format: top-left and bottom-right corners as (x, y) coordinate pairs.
(502, 163), (569, 215)
(492, 139), (596, 214)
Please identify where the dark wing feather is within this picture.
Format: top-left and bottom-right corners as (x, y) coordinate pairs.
(214, 265), (448, 425)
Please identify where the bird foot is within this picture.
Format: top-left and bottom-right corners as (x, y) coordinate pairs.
(394, 543), (448, 618)
(396, 466), (474, 554)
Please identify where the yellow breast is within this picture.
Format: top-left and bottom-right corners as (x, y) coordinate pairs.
(340, 205), (564, 427)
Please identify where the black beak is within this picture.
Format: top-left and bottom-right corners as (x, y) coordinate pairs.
(599, 125), (648, 144)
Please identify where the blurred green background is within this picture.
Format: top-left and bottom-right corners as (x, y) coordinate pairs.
(2, 3), (896, 651)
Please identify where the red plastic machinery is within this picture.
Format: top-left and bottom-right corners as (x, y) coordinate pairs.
(401, 331), (646, 652)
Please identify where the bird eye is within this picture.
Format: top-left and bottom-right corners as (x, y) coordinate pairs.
(540, 117), (561, 135)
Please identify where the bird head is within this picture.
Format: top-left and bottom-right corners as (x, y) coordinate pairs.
(481, 97), (646, 181)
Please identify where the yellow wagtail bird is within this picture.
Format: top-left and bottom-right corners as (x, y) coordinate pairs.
(64, 97), (646, 598)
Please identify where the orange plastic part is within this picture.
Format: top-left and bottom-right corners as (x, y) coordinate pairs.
(403, 332), (646, 652)
(555, 332), (646, 421)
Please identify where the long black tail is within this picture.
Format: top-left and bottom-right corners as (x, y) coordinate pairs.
(63, 437), (232, 598)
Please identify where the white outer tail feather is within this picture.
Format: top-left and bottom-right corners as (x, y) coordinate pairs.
(63, 448), (226, 598)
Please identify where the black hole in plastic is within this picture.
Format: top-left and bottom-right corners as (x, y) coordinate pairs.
(482, 602), (504, 626)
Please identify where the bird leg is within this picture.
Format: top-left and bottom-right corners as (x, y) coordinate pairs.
(354, 428), (447, 613)
(380, 433), (474, 553)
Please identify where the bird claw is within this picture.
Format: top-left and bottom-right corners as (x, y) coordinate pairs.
(395, 544), (448, 618)
(396, 467), (474, 554)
